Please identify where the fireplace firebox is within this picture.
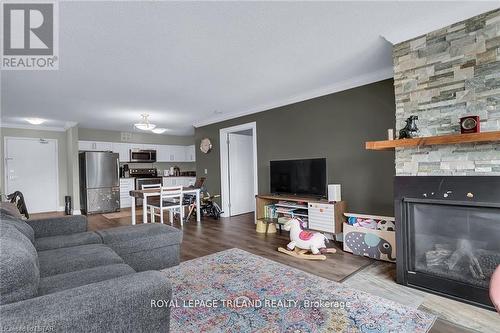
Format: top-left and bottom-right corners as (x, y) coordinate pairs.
(395, 176), (500, 310)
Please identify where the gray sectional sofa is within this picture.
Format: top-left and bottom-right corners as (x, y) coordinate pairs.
(0, 204), (182, 333)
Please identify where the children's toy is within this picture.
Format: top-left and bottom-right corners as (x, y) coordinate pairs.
(277, 218), (336, 260)
(377, 220), (395, 231)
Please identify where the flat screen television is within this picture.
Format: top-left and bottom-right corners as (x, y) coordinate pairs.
(270, 158), (327, 197)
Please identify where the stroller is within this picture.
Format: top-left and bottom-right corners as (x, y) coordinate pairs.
(184, 180), (223, 221)
(199, 191), (223, 219)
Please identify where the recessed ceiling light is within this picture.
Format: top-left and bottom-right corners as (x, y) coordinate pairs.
(25, 118), (46, 125)
(152, 128), (167, 134)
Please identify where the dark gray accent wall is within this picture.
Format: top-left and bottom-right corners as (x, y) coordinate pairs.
(195, 79), (396, 215)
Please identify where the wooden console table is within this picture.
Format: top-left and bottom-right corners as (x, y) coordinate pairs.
(255, 194), (346, 234)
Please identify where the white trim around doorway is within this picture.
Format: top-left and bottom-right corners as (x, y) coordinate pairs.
(219, 122), (258, 218)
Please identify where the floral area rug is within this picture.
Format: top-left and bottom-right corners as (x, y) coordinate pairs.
(162, 248), (435, 333)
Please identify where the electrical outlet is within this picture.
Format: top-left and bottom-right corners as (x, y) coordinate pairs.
(204, 169), (208, 174)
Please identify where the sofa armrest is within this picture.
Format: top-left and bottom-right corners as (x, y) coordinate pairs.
(26, 215), (88, 238)
(0, 271), (172, 333)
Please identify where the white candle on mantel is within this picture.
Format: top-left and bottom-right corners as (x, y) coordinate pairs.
(388, 129), (394, 140)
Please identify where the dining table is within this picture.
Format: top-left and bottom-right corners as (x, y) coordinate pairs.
(129, 187), (201, 225)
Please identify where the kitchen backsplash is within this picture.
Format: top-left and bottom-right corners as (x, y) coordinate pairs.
(393, 8), (500, 176)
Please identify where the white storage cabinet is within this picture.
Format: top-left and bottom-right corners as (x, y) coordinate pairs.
(119, 178), (135, 208)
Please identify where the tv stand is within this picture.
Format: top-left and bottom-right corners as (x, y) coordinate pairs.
(255, 194), (346, 235)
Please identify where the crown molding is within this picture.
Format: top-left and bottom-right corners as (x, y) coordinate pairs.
(1, 123), (67, 132)
(193, 66), (393, 128)
(1, 121), (79, 132)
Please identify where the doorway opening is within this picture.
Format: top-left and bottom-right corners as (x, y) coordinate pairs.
(4, 137), (59, 213)
(219, 122), (257, 217)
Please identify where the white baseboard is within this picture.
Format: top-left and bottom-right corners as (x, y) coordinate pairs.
(57, 206), (81, 215)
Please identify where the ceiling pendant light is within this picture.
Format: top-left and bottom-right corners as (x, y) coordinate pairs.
(25, 118), (46, 125)
(134, 113), (156, 131)
(151, 128), (167, 134)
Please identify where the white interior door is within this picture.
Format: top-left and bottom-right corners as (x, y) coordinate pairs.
(5, 137), (59, 213)
(228, 133), (254, 216)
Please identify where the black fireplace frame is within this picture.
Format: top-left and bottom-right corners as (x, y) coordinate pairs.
(394, 176), (500, 311)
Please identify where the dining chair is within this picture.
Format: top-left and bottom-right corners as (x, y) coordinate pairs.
(141, 183), (162, 223)
(148, 186), (184, 226)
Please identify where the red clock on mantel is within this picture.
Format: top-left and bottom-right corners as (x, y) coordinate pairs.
(460, 116), (480, 134)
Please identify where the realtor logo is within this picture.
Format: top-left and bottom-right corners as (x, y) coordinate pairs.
(1, 1), (59, 70)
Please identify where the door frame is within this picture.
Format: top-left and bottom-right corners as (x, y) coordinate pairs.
(4, 136), (60, 212)
(219, 122), (257, 218)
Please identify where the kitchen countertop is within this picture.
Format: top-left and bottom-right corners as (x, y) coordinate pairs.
(120, 175), (196, 179)
(162, 175), (196, 178)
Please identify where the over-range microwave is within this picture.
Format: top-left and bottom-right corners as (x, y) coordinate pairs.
(130, 149), (157, 163)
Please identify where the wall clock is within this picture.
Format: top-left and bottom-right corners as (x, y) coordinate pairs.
(460, 116), (480, 134)
(200, 138), (213, 154)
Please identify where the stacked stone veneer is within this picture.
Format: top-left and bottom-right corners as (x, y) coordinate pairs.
(393, 9), (500, 175)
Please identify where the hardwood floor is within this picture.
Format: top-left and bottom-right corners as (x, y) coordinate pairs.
(31, 210), (499, 332)
(86, 211), (372, 282)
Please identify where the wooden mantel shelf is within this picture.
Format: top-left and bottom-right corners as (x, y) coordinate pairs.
(365, 131), (500, 151)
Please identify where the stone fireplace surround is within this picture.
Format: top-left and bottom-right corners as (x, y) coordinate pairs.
(391, 9), (500, 310)
(393, 9), (500, 176)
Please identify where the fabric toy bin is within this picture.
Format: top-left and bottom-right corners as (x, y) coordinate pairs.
(343, 213), (396, 263)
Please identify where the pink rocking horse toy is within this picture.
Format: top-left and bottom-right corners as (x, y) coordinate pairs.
(278, 218), (336, 260)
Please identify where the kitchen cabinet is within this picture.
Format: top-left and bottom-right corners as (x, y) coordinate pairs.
(79, 141), (195, 163)
(163, 177), (177, 187)
(185, 145), (196, 162)
(96, 142), (113, 151)
(112, 142), (130, 162)
(78, 141), (93, 151)
(119, 178), (135, 208)
(142, 144), (157, 151)
(157, 145), (185, 162)
(78, 141), (113, 152)
(172, 145), (187, 162)
(128, 143), (144, 151)
(163, 177), (196, 187)
(156, 145), (171, 162)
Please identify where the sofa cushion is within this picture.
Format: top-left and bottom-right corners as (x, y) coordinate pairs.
(120, 245), (180, 272)
(96, 223), (182, 255)
(0, 213), (35, 244)
(0, 224), (39, 305)
(26, 215), (87, 238)
(38, 244), (124, 278)
(38, 263), (135, 295)
(35, 231), (102, 251)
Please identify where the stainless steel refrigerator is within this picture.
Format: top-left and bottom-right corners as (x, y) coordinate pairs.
(79, 151), (120, 214)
